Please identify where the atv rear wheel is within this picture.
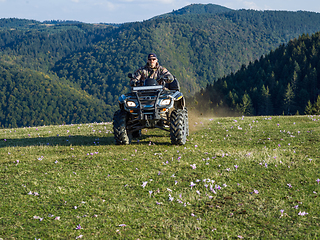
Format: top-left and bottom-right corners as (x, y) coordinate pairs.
(113, 110), (131, 145)
(170, 109), (188, 145)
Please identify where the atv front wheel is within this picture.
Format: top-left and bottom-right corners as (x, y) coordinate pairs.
(113, 110), (131, 145)
(170, 109), (188, 145)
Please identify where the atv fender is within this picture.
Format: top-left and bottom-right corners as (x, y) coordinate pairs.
(174, 96), (185, 110)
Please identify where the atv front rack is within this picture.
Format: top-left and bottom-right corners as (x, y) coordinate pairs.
(132, 85), (163, 91)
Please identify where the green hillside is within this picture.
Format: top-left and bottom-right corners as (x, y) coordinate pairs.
(51, 9), (320, 112)
(191, 31), (320, 116)
(153, 3), (233, 18)
(0, 62), (114, 128)
(0, 19), (115, 72)
(1, 5), (320, 127)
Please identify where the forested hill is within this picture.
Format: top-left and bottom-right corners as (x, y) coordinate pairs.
(51, 9), (320, 115)
(1, 5), (320, 127)
(153, 3), (233, 19)
(0, 62), (112, 128)
(0, 19), (116, 72)
(191, 32), (320, 116)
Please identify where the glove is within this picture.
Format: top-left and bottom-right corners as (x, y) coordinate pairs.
(130, 79), (138, 87)
(157, 78), (165, 86)
(159, 75), (173, 83)
(167, 75), (174, 82)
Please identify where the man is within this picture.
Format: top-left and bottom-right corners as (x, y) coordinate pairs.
(131, 53), (174, 86)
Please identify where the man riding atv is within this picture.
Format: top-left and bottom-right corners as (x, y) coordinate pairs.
(130, 53), (174, 87)
(113, 53), (189, 145)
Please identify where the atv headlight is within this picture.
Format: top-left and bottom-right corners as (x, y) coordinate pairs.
(126, 101), (136, 107)
(160, 99), (171, 106)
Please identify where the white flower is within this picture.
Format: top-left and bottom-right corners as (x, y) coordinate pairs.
(141, 181), (148, 188)
(168, 194), (174, 201)
(298, 211), (308, 216)
(190, 164), (196, 169)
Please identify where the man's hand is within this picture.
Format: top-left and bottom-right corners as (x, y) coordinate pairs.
(159, 75), (174, 83)
(166, 75), (174, 82)
(130, 79), (139, 87)
(157, 78), (165, 86)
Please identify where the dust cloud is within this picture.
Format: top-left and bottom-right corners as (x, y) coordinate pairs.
(187, 107), (239, 133)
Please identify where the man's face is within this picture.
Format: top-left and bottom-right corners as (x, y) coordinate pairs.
(148, 58), (158, 68)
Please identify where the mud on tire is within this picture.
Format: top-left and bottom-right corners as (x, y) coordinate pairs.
(113, 110), (131, 145)
(170, 108), (188, 145)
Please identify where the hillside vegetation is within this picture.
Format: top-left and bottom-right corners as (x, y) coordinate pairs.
(191, 32), (320, 116)
(1, 5), (320, 127)
(1, 115), (319, 238)
(0, 62), (113, 128)
(153, 3), (232, 19)
(52, 9), (320, 102)
(0, 19), (115, 72)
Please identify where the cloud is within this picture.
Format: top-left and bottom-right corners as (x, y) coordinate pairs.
(228, 0), (259, 10)
(156, 0), (176, 3)
(242, 1), (259, 10)
(94, 1), (117, 11)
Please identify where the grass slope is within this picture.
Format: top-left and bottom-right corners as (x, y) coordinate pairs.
(1, 115), (320, 239)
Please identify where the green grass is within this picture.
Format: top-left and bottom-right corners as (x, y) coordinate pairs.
(1, 116), (320, 239)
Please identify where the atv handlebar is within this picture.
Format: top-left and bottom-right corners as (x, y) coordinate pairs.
(128, 73), (174, 89)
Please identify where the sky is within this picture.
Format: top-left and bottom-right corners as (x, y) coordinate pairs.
(0, 0), (319, 24)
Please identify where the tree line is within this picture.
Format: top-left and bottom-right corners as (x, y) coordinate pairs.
(189, 32), (320, 116)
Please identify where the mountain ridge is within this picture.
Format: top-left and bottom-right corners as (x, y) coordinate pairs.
(1, 5), (320, 127)
(152, 3), (233, 19)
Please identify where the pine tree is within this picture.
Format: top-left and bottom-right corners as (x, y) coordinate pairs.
(284, 83), (295, 115)
(239, 92), (254, 116)
(304, 100), (313, 115)
(312, 95), (320, 115)
(260, 85), (273, 115)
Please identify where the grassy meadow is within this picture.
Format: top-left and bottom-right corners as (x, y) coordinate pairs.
(1, 115), (320, 239)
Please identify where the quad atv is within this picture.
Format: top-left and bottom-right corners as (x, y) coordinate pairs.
(113, 74), (189, 145)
